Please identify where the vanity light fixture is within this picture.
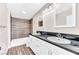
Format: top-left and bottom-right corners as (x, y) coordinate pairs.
(49, 6), (52, 9)
(42, 4), (53, 14)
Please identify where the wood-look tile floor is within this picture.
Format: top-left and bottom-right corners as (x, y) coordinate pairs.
(7, 44), (35, 55)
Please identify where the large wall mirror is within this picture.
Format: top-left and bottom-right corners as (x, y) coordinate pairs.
(54, 3), (76, 27)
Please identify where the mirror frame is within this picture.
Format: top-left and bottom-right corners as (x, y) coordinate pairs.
(54, 3), (76, 27)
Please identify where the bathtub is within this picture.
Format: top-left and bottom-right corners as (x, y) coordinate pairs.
(10, 37), (30, 48)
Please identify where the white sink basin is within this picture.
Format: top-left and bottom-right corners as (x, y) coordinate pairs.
(47, 37), (71, 44)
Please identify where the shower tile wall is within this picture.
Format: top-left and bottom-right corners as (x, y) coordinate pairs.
(11, 17), (32, 39)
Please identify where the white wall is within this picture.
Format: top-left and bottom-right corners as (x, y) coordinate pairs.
(0, 3), (10, 54)
(32, 3), (79, 35)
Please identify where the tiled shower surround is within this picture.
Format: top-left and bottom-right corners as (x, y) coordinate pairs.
(11, 17), (32, 39)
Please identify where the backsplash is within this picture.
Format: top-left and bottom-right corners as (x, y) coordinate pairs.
(37, 31), (79, 41)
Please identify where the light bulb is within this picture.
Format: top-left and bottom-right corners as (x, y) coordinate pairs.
(22, 11), (26, 14)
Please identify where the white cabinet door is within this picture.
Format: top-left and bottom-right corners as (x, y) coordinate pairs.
(51, 45), (75, 55)
(29, 35), (53, 55)
(29, 35), (40, 54)
(30, 35), (39, 46)
(28, 35), (35, 47)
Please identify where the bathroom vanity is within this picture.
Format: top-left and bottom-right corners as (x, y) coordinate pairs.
(26, 32), (79, 55)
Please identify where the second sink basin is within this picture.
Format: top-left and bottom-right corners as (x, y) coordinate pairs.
(47, 37), (71, 44)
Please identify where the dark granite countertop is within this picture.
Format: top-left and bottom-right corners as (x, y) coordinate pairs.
(30, 34), (79, 55)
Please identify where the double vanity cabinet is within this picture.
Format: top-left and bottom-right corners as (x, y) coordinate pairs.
(26, 35), (75, 55)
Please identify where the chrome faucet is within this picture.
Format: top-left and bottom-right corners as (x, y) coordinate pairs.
(56, 33), (63, 40)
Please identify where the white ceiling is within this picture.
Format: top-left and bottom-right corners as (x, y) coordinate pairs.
(7, 3), (46, 20)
